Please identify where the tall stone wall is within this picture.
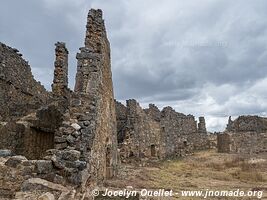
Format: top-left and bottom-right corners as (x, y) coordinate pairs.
(0, 8), (118, 190)
(0, 42), (50, 121)
(118, 100), (162, 162)
(160, 107), (198, 157)
(115, 101), (128, 143)
(73, 8), (118, 185)
(40, 8), (118, 187)
(198, 117), (207, 133)
(51, 42), (71, 112)
(52, 42), (68, 97)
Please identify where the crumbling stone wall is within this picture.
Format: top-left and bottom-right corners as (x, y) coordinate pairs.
(75, 8), (118, 185)
(0, 43), (50, 121)
(217, 133), (231, 153)
(0, 8), (118, 191)
(218, 132), (267, 154)
(115, 101), (128, 143)
(160, 107), (197, 157)
(218, 115), (267, 154)
(118, 100), (162, 162)
(198, 117), (207, 133)
(0, 105), (62, 159)
(0, 122), (25, 155)
(226, 115), (267, 133)
(51, 42), (71, 112)
(52, 42), (69, 97)
(116, 99), (210, 162)
(51, 9), (118, 186)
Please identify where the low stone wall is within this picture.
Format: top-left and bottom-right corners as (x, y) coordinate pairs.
(217, 132), (267, 154)
(219, 115), (267, 154)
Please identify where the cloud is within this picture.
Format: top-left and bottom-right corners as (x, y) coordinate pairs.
(1, 0), (267, 131)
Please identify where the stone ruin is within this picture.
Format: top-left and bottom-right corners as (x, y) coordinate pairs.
(0, 8), (118, 198)
(0, 7), (218, 199)
(0, 43), (50, 121)
(115, 100), (214, 163)
(217, 116), (267, 154)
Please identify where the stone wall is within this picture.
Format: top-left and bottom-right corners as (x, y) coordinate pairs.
(115, 101), (128, 143)
(75, 8), (118, 185)
(0, 8), (118, 191)
(0, 42), (50, 121)
(50, 8), (118, 186)
(218, 115), (267, 154)
(118, 100), (162, 162)
(226, 115), (267, 133)
(198, 117), (207, 133)
(52, 42), (69, 97)
(218, 132), (267, 154)
(0, 105), (62, 159)
(116, 99), (210, 162)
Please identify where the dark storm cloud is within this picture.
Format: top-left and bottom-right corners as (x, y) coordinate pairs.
(1, 0), (267, 131)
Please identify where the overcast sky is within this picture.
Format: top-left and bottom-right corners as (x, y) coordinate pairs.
(1, 0), (267, 131)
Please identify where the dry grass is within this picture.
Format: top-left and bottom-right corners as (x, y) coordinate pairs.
(146, 152), (267, 200)
(106, 150), (267, 199)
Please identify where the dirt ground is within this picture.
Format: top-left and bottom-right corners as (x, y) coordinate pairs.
(104, 150), (267, 200)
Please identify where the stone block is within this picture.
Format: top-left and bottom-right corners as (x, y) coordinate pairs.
(5, 155), (28, 168)
(36, 160), (53, 174)
(38, 192), (55, 200)
(71, 123), (81, 131)
(62, 150), (80, 161)
(0, 149), (12, 157)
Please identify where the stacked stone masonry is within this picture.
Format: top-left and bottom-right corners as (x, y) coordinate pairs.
(115, 100), (211, 163)
(0, 8), (118, 198)
(52, 42), (69, 98)
(0, 42), (50, 121)
(198, 117), (207, 133)
(218, 115), (267, 154)
(0, 8), (215, 199)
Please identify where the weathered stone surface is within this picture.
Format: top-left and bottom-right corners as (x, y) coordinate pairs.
(226, 115), (267, 133)
(116, 99), (210, 162)
(0, 106), (59, 160)
(218, 131), (267, 154)
(38, 192), (55, 200)
(198, 117), (207, 133)
(66, 135), (75, 144)
(0, 7), (217, 195)
(32, 105), (63, 133)
(61, 150), (80, 161)
(51, 155), (64, 170)
(0, 42), (50, 121)
(36, 160), (53, 174)
(71, 123), (81, 131)
(0, 7), (116, 195)
(218, 115), (267, 154)
(0, 149), (12, 157)
(52, 42), (69, 97)
(72, 8), (118, 185)
(5, 155), (28, 168)
(21, 178), (68, 195)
